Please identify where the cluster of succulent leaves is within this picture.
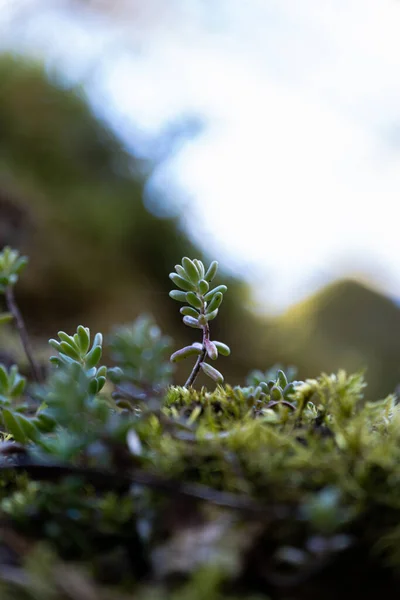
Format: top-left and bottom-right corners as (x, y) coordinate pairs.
(3, 248), (400, 598)
(49, 326), (107, 394)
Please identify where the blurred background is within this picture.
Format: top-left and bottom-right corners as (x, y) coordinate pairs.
(1, 0), (400, 398)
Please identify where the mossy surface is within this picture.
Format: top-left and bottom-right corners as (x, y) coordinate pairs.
(0, 366), (399, 599)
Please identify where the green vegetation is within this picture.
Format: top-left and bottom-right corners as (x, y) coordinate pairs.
(0, 246), (399, 599)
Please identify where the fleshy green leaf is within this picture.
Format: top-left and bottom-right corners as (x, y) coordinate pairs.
(180, 306), (200, 319)
(97, 376), (106, 391)
(16, 414), (39, 441)
(169, 273), (196, 292)
(193, 259), (205, 279)
(2, 409), (27, 443)
(97, 365), (107, 378)
(170, 345), (203, 362)
(49, 339), (62, 352)
(204, 260), (218, 282)
(182, 257), (200, 285)
(204, 285), (227, 302)
(57, 331), (77, 347)
(10, 377), (26, 398)
(85, 345), (102, 369)
(270, 386), (283, 401)
(77, 325), (91, 354)
(182, 316), (202, 329)
(200, 362), (224, 384)
(169, 290), (188, 302)
(93, 333), (103, 348)
(207, 291), (223, 313)
(59, 342), (81, 361)
(175, 264), (190, 279)
(277, 370), (288, 389)
(89, 378), (99, 395)
(198, 279), (209, 295)
(186, 292), (202, 310)
(213, 341), (231, 357)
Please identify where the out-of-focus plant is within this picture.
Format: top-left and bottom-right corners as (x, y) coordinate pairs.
(246, 364), (298, 387)
(49, 326), (107, 395)
(0, 246), (40, 381)
(0, 363), (38, 443)
(243, 365), (300, 414)
(107, 315), (174, 406)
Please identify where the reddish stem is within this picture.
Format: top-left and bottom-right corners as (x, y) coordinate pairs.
(184, 298), (210, 388)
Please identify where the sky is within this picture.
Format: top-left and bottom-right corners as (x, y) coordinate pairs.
(1, 0), (400, 313)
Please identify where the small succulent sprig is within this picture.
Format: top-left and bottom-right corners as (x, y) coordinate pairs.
(0, 246), (40, 382)
(244, 367), (301, 415)
(49, 326), (107, 395)
(169, 258), (230, 388)
(246, 364), (298, 388)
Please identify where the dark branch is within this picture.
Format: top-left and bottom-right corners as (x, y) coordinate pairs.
(5, 286), (41, 382)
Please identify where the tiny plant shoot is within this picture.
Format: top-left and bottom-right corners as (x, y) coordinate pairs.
(169, 258), (230, 387)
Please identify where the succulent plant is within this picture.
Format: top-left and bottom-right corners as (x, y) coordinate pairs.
(169, 258), (230, 387)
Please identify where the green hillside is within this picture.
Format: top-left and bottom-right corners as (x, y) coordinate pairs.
(275, 279), (400, 399)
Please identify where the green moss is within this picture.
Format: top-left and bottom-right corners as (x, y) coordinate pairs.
(1, 318), (400, 596)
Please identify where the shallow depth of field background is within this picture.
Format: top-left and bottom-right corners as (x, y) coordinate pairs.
(1, 0), (400, 398)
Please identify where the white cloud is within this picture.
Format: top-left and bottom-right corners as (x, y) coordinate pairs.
(107, 0), (400, 310)
(2, 0), (400, 312)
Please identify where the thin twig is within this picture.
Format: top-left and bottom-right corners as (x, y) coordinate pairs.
(5, 286), (41, 383)
(185, 346), (207, 388)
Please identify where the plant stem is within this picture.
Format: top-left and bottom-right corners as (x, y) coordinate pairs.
(184, 343), (206, 388)
(5, 286), (41, 383)
(184, 299), (210, 388)
(267, 400), (296, 411)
